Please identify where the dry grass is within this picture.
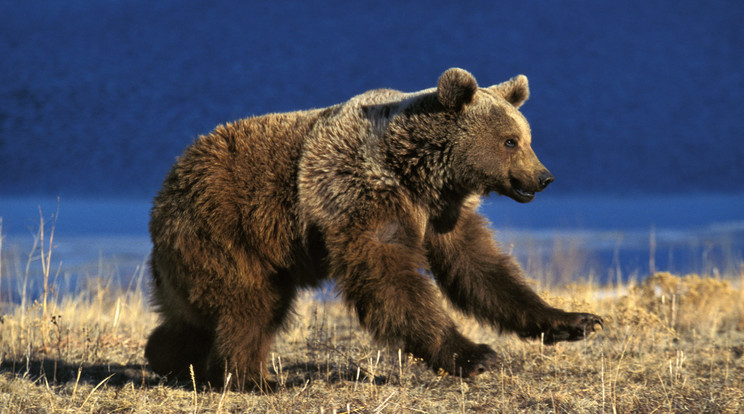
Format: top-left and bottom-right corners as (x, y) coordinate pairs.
(2, 222), (744, 413)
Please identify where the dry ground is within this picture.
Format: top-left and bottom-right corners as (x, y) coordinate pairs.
(1, 231), (743, 412)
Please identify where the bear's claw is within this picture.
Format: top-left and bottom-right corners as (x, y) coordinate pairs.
(457, 343), (498, 377)
(541, 312), (604, 345)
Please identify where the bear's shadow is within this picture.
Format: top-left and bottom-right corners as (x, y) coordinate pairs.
(0, 358), (386, 391)
(0, 358), (159, 388)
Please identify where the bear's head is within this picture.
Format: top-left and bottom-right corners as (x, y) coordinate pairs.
(438, 68), (553, 203)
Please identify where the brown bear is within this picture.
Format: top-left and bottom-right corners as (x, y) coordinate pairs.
(145, 68), (603, 391)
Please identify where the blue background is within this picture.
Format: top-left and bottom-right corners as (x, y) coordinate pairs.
(1, 1), (742, 281)
(2, 0), (742, 197)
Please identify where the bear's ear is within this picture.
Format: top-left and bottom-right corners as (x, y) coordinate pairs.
(489, 75), (530, 108)
(437, 68), (478, 111)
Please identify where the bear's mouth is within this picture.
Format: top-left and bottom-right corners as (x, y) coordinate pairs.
(510, 179), (536, 203)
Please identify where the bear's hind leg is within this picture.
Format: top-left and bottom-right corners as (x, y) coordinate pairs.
(145, 321), (214, 381)
(207, 316), (275, 392)
(205, 279), (297, 392)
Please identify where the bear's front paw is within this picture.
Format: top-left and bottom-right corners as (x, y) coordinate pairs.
(542, 312), (603, 345)
(454, 343), (498, 377)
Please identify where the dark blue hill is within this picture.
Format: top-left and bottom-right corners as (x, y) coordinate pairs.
(1, 0), (742, 197)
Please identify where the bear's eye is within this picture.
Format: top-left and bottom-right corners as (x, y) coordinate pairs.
(504, 139), (517, 148)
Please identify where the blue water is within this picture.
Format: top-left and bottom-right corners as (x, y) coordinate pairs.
(1, 193), (741, 302)
(1, 1), (743, 301)
(483, 193), (744, 280)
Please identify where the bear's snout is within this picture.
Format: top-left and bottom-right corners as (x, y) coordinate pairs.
(537, 171), (554, 191)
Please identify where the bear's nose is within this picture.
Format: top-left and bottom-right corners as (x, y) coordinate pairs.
(538, 171), (554, 190)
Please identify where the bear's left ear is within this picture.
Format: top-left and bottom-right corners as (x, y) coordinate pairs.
(489, 75), (530, 108)
(437, 68), (478, 111)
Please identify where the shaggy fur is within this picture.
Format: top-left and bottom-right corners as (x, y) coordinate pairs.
(145, 68), (603, 390)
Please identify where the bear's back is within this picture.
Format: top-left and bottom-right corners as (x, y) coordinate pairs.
(150, 110), (324, 271)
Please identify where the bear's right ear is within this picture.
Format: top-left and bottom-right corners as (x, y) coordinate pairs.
(489, 75), (530, 108)
(437, 68), (478, 111)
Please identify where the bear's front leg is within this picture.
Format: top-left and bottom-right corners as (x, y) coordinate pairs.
(425, 208), (603, 343)
(326, 218), (496, 377)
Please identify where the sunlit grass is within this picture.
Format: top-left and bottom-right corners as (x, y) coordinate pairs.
(1, 216), (743, 413)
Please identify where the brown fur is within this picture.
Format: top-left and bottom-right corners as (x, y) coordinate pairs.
(146, 68), (602, 390)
